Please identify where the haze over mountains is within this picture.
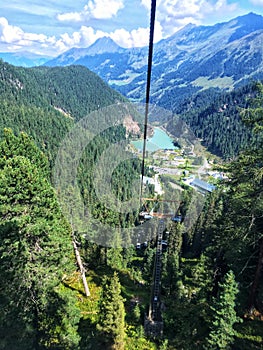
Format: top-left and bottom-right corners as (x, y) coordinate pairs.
(44, 12), (263, 110)
(0, 51), (52, 68)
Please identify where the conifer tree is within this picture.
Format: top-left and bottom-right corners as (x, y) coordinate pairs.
(205, 270), (240, 349)
(0, 132), (81, 349)
(214, 83), (263, 312)
(97, 272), (126, 350)
(163, 222), (183, 296)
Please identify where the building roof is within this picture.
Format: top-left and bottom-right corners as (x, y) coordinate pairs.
(142, 176), (155, 185)
(190, 178), (216, 193)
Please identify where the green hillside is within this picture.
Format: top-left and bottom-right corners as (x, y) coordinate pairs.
(0, 60), (150, 349)
(167, 81), (263, 159)
(0, 60), (126, 161)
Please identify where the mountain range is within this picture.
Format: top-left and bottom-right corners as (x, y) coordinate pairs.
(0, 51), (52, 67)
(45, 12), (263, 111)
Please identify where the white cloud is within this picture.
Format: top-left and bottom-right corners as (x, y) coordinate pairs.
(152, 20), (163, 43)
(55, 21), (162, 50)
(0, 15), (151, 56)
(140, 0), (151, 11)
(0, 0), (245, 56)
(57, 12), (82, 22)
(57, 0), (124, 22)
(55, 26), (107, 52)
(56, 25), (152, 51)
(0, 17), (57, 55)
(0, 17), (23, 43)
(141, 0), (239, 37)
(85, 0), (124, 19)
(250, 0), (263, 6)
(111, 27), (149, 47)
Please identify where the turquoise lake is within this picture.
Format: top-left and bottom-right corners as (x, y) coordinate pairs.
(131, 127), (176, 152)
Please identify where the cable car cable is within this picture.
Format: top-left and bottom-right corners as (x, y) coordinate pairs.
(139, 0), (157, 206)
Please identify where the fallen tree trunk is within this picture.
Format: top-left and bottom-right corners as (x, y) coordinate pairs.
(72, 237), (90, 297)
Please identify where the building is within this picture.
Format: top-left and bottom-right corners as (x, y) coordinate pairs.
(190, 178), (216, 194)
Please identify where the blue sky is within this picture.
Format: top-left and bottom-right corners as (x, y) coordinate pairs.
(1, 0), (263, 57)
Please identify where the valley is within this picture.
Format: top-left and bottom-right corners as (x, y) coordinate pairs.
(129, 124), (216, 198)
(0, 10), (262, 350)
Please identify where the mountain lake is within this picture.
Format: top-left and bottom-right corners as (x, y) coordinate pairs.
(131, 127), (176, 152)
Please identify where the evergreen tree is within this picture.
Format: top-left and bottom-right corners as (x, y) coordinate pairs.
(162, 222), (183, 297)
(204, 270), (240, 350)
(97, 272), (126, 350)
(0, 132), (80, 349)
(0, 128), (49, 175)
(212, 83), (263, 313)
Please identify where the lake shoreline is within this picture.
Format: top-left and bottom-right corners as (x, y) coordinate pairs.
(131, 126), (176, 152)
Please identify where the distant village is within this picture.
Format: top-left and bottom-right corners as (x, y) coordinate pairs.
(131, 137), (227, 197)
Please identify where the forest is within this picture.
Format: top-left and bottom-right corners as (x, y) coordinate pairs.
(0, 60), (262, 349)
(167, 81), (263, 159)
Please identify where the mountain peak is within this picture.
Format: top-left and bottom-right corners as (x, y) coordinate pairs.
(231, 12), (263, 25)
(237, 12), (262, 19)
(227, 12), (263, 42)
(86, 37), (122, 55)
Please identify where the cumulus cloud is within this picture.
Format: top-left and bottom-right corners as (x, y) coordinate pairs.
(57, 0), (124, 22)
(0, 17), (56, 55)
(0, 17), (24, 43)
(55, 26), (107, 52)
(140, 0), (151, 12)
(56, 25), (152, 51)
(141, 0), (238, 37)
(0, 15), (151, 56)
(86, 0), (124, 18)
(0, 0), (245, 56)
(111, 27), (149, 47)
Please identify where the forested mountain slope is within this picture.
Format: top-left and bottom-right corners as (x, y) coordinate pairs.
(0, 131), (82, 349)
(0, 58), (145, 349)
(0, 60), (126, 161)
(0, 58), (261, 162)
(167, 80), (263, 159)
(171, 87), (263, 349)
(0, 59), (140, 233)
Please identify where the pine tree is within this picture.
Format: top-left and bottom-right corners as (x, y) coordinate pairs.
(0, 132), (81, 349)
(163, 222), (183, 296)
(205, 270), (241, 349)
(213, 83), (263, 313)
(97, 272), (126, 350)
